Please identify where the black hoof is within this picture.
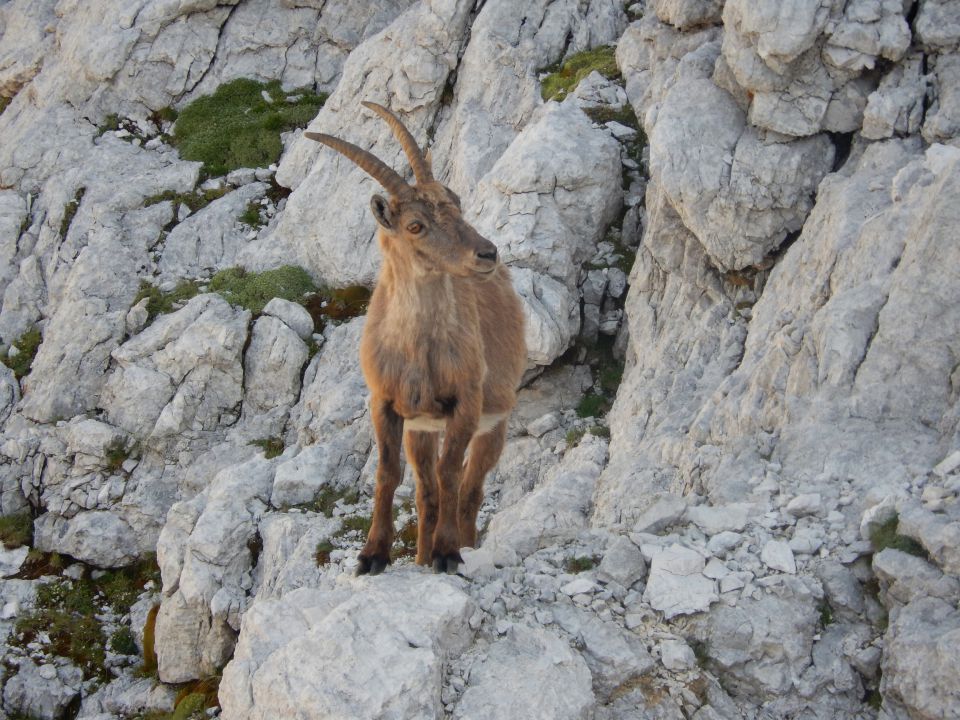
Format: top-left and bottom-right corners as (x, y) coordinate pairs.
(431, 552), (462, 575)
(357, 554), (389, 576)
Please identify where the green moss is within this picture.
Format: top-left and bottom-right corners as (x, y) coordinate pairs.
(97, 554), (161, 614)
(209, 265), (317, 315)
(110, 626), (139, 655)
(1, 326), (43, 379)
(98, 113), (120, 136)
(142, 187), (229, 214)
(0, 512), (32, 549)
(240, 201), (263, 228)
(865, 688), (882, 710)
(250, 437), (284, 459)
(541, 46), (620, 101)
(172, 78), (327, 177)
(14, 577), (107, 679)
(338, 515), (373, 537)
(565, 556), (598, 573)
(583, 102), (641, 132)
(169, 692), (207, 720)
(59, 187), (86, 238)
(819, 602), (834, 628)
(0, 95), (10, 115)
(315, 540), (335, 565)
(576, 392), (610, 419)
(566, 428), (586, 446)
(133, 279), (202, 324)
(104, 438), (134, 473)
(290, 485), (359, 517)
(152, 106), (179, 124)
(869, 515), (929, 559)
(589, 425), (611, 439)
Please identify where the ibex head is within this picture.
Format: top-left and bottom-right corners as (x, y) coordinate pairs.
(305, 102), (499, 278)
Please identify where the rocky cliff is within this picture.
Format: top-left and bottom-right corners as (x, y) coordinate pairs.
(0, 0), (958, 718)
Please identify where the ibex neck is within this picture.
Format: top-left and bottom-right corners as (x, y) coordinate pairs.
(378, 254), (461, 341)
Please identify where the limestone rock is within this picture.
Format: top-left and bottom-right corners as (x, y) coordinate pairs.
(597, 534), (647, 588)
(154, 454), (277, 683)
(219, 570), (476, 720)
(484, 437), (607, 558)
(652, 0), (724, 30)
(241, 315), (308, 422)
(881, 596), (960, 719)
(643, 544), (718, 618)
(467, 101), (622, 366)
(33, 510), (140, 568)
(158, 183), (267, 280)
(262, 297), (314, 340)
(453, 624), (594, 720)
(2, 657), (83, 720)
(101, 294), (249, 444)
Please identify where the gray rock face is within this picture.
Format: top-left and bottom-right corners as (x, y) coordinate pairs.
(219, 570), (476, 720)
(643, 544), (718, 618)
(101, 294), (249, 446)
(2, 657), (83, 720)
(453, 624), (594, 720)
(467, 101), (622, 365)
(154, 454), (277, 683)
(881, 597), (960, 720)
(158, 183), (266, 281)
(484, 437), (607, 558)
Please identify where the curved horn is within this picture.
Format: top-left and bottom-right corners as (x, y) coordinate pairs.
(304, 131), (411, 198)
(361, 101), (434, 184)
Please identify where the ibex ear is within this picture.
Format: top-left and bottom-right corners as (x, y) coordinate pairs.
(370, 194), (395, 230)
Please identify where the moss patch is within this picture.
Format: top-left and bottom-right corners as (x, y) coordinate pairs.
(143, 186), (230, 214)
(315, 539), (335, 565)
(1, 326), (43, 379)
(14, 577), (108, 679)
(869, 515), (929, 559)
(250, 437), (284, 459)
(11, 555), (161, 681)
(566, 555), (598, 573)
(209, 265), (316, 315)
(0, 512), (32, 549)
(239, 201), (263, 228)
(110, 626), (139, 655)
(289, 485), (359, 517)
(60, 187), (86, 238)
(576, 392), (609, 419)
(104, 438), (134, 473)
(541, 46), (620, 101)
(133, 279), (202, 324)
(0, 95), (11, 115)
(338, 515), (373, 537)
(172, 79), (327, 178)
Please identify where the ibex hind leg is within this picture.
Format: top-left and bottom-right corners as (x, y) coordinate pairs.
(404, 429), (439, 565)
(458, 419), (507, 549)
(357, 398), (404, 575)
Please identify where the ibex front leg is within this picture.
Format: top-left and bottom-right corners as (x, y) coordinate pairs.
(357, 396), (404, 575)
(433, 391), (481, 573)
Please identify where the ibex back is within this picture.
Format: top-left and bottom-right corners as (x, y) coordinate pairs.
(306, 102), (526, 574)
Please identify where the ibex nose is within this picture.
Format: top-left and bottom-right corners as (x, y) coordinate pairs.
(477, 247), (498, 262)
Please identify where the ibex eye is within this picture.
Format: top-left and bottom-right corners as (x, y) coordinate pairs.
(406, 221), (423, 234)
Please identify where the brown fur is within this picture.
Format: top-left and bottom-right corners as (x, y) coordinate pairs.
(307, 107), (526, 574)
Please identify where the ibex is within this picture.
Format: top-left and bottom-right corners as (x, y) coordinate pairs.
(305, 102), (526, 574)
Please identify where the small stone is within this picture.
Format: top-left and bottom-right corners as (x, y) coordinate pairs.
(606, 121), (637, 140)
(526, 412), (561, 438)
(703, 558), (729, 579)
(785, 493), (822, 517)
(633, 496), (687, 534)
(459, 548), (496, 580)
(0, 545), (29, 577)
(706, 531), (742, 555)
(933, 450), (960, 477)
(760, 540), (796, 574)
(561, 577), (597, 596)
(226, 168), (257, 186)
(1, 600), (18, 619)
(719, 574), (746, 593)
(687, 503), (753, 534)
(643, 544), (718, 619)
(598, 535), (646, 588)
(660, 638), (697, 671)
